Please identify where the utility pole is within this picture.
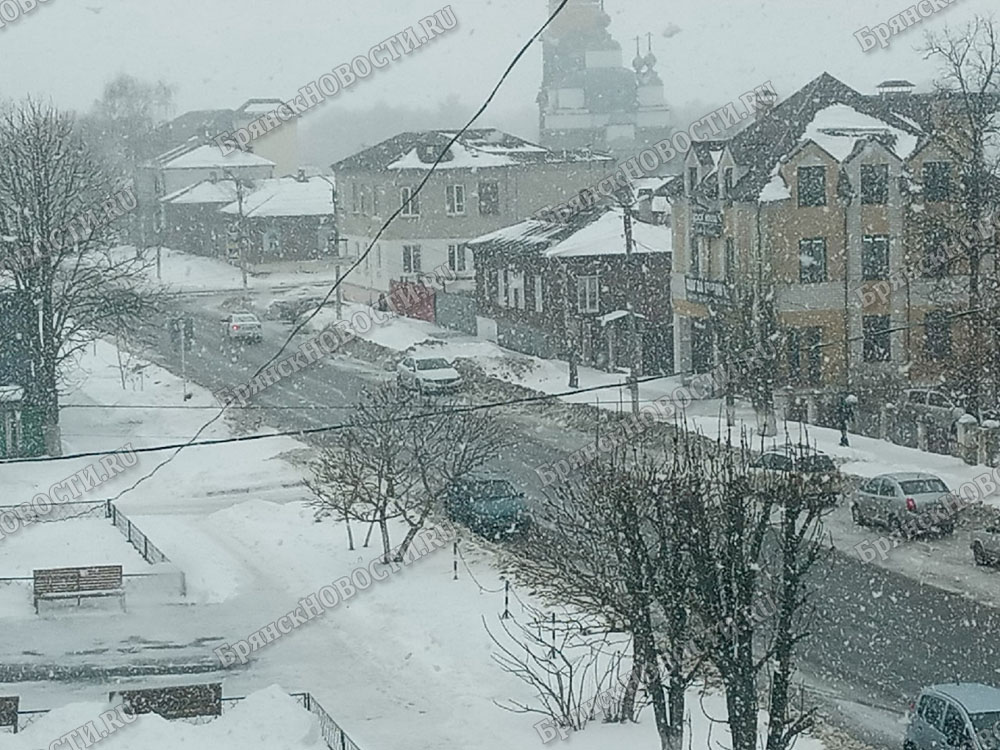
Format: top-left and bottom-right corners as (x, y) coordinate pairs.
(224, 169), (249, 289)
(562, 259), (579, 388)
(622, 205), (640, 416)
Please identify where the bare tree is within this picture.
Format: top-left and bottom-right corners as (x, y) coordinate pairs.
(920, 17), (1000, 416)
(503, 444), (696, 750)
(673, 431), (828, 750)
(84, 74), (176, 172)
(309, 382), (510, 563)
(0, 100), (159, 454)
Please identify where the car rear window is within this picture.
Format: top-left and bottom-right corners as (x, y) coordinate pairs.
(970, 711), (1000, 733)
(899, 479), (948, 495)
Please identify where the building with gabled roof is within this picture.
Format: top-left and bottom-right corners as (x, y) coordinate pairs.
(670, 72), (984, 416)
(468, 205), (672, 373)
(331, 128), (615, 321)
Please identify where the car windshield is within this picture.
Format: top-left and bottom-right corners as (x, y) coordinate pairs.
(899, 478), (949, 495)
(470, 480), (517, 498)
(416, 358), (450, 370)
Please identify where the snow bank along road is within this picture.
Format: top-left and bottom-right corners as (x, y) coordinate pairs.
(141, 292), (1000, 740)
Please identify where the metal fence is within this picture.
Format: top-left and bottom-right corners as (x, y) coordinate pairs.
(106, 503), (171, 566)
(8, 692), (362, 749)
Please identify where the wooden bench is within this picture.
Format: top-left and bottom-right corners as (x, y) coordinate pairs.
(33, 565), (125, 614)
(110, 683), (222, 720)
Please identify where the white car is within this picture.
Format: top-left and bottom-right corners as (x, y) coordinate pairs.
(972, 524), (1000, 567)
(221, 312), (263, 343)
(396, 355), (463, 394)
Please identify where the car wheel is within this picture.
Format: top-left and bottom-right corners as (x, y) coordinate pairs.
(889, 514), (906, 539)
(850, 503), (867, 527)
(973, 541), (989, 566)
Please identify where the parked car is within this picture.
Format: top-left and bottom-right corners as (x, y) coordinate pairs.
(396, 355), (463, 394)
(221, 312), (263, 343)
(442, 475), (530, 540)
(850, 472), (955, 537)
(904, 388), (967, 422)
(264, 297), (325, 323)
(972, 523), (1000, 567)
(905, 683), (1000, 750)
(747, 445), (842, 506)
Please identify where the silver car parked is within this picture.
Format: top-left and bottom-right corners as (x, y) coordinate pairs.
(905, 683), (1000, 750)
(850, 472), (955, 537)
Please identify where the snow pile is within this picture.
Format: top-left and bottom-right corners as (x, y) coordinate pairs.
(8, 685), (324, 750)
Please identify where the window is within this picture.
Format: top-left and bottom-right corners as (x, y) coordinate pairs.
(860, 164), (889, 205)
(786, 327), (822, 385)
(799, 238), (827, 283)
(724, 238), (735, 280)
(497, 269), (507, 307)
(923, 161), (952, 202)
(351, 183), (359, 213)
(446, 185), (466, 215)
(922, 225), (951, 278)
(478, 181), (500, 215)
(927, 391), (952, 409)
(918, 696), (945, 730)
(376, 243), (382, 268)
(577, 275), (599, 313)
(924, 310), (951, 359)
(942, 704), (971, 748)
(447, 244), (467, 273)
(797, 166), (826, 207)
(508, 271), (525, 310)
(863, 314), (890, 362)
(400, 187), (419, 216)
(688, 166), (698, 192)
(861, 235), (889, 280)
(723, 167), (734, 196)
(359, 186), (368, 214)
(402, 244), (421, 273)
(534, 275), (543, 312)
(372, 186), (379, 216)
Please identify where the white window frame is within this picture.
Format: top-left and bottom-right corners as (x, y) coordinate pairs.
(446, 185), (466, 215)
(351, 183), (360, 214)
(400, 187), (419, 217)
(497, 269), (507, 307)
(508, 270), (525, 310)
(448, 244), (467, 273)
(402, 244), (421, 273)
(534, 275), (543, 312)
(577, 275), (599, 313)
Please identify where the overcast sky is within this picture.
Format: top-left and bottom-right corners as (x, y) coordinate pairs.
(0, 0), (996, 126)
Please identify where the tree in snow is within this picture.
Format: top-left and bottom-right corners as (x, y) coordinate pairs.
(503, 443), (697, 750)
(0, 100), (159, 454)
(309, 381), (510, 563)
(672, 430), (828, 750)
(919, 17), (1000, 417)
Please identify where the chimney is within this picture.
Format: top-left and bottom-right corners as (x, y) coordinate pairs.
(297, 168), (306, 182)
(755, 87), (778, 122)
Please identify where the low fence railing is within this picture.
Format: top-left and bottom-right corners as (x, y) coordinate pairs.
(106, 502), (172, 567)
(9, 691), (362, 748)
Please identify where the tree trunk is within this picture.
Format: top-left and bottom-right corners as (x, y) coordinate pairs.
(722, 626), (759, 750)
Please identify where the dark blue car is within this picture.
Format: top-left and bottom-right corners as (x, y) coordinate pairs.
(442, 475), (531, 540)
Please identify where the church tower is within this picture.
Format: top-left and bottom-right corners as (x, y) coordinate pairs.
(538, 0), (671, 162)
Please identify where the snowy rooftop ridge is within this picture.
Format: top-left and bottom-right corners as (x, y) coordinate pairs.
(468, 206), (672, 259)
(333, 128), (613, 173)
(160, 144), (275, 170)
(219, 175), (336, 217)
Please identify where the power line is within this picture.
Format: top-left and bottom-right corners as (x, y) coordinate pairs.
(89, 0), (573, 504)
(0, 371), (674, 466)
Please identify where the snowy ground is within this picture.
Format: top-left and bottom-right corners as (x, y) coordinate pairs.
(0, 333), (834, 749)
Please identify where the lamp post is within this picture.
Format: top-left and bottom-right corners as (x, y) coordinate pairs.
(333, 237), (350, 319)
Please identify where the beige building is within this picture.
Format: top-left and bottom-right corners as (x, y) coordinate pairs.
(331, 128), (615, 304)
(669, 73), (971, 393)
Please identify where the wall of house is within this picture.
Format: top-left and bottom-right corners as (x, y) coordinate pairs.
(163, 204), (230, 257)
(245, 119), (299, 178)
(247, 216), (335, 263)
(162, 164), (274, 195)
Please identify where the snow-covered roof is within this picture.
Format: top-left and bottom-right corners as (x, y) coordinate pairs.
(0, 385), (24, 403)
(219, 176), (335, 218)
(800, 103), (920, 162)
(468, 207), (671, 260)
(161, 144), (275, 170)
(333, 129), (613, 172)
(161, 179), (241, 205)
(759, 166), (791, 202)
(651, 196), (670, 213)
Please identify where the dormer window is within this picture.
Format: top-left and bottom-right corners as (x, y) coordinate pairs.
(723, 167), (734, 196)
(417, 144), (452, 164)
(688, 166), (698, 193)
(797, 166), (826, 207)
